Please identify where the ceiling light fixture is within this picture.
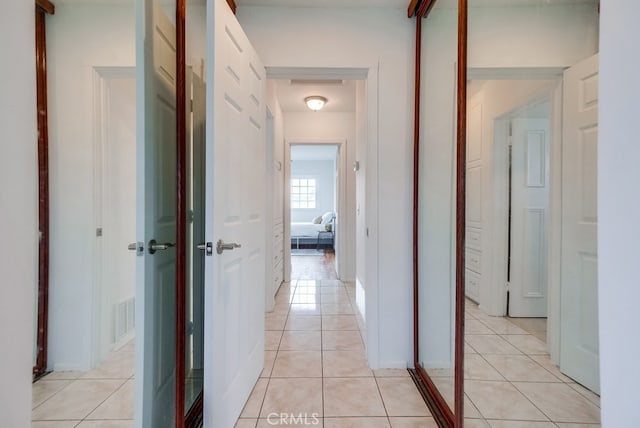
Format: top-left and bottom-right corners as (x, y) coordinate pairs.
(304, 96), (327, 112)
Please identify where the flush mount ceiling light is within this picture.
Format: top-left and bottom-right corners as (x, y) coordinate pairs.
(304, 96), (327, 112)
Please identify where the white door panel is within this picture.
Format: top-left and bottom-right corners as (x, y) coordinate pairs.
(204, 1), (266, 426)
(510, 118), (550, 317)
(560, 53), (599, 393)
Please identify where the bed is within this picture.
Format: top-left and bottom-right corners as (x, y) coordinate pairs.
(291, 212), (334, 249)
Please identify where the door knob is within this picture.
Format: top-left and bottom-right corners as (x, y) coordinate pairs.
(197, 242), (213, 256)
(216, 239), (241, 254)
(128, 241), (144, 256)
(148, 239), (175, 255)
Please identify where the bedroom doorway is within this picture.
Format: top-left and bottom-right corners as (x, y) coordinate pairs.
(287, 143), (341, 280)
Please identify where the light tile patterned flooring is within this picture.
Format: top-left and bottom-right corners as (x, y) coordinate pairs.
(32, 251), (602, 428)
(235, 277), (436, 428)
(431, 300), (601, 427)
(32, 340), (134, 427)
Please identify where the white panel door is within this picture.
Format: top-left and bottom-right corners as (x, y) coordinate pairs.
(560, 53), (599, 393)
(204, 1), (266, 426)
(135, 1), (178, 426)
(509, 118), (550, 317)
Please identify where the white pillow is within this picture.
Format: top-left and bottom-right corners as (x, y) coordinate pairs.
(312, 215), (323, 224)
(321, 212), (334, 225)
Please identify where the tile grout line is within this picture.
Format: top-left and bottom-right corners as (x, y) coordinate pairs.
(468, 312), (600, 425)
(77, 377), (130, 424)
(31, 377), (75, 413)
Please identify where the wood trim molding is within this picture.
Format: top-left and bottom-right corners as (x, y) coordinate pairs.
(417, 0), (437, 19)
(176, 0), (188, 426)
(407, 0), (421, 17)
(411, 0), (467, 426)
(411, 367), (454, 427)
(185, 392), (204, 427)
(226, 0), (237, 14)
(33, 0), (54, 381)
(412, 7), (422, 367)
(36, 0), (55, 14)
(408, 0), (438, 19)
(453, 1), (467, 425)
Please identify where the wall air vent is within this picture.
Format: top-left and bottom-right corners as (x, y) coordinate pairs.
(290, 79), (344, 86)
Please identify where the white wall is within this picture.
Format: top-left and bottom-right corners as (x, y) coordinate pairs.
(238, 6), (415, 366)
(266, 82), (285, 226)
(355, 80), (367, 316)
(468, 4), (599, 68)
(284, 112), (357, 283)
(0, 1), (37, 425)
(290, 159), (336, 223)
(47, 3), (135, 370)
(599, 1), (640, 426)
(266, 80), (285, 305)
(418, 3), (599, 367)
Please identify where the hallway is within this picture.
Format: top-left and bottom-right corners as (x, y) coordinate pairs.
(234, 253), (434, 427)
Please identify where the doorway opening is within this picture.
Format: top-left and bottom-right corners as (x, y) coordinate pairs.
(262, 68), (378, 363)
(289, 143), (340, 280)
(93, 67), (137, 364)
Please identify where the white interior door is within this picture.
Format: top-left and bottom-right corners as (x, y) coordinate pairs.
(204, 1), (266, 426)
(135, 0), (178, 426)
(509, 118), (550, 317)
(560, 53), (599, 393)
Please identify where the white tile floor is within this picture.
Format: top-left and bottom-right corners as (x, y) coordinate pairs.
(32, 253), (602, 428)
(32, 341), (134, 427)
(427, 300), (602, 427)
(235, 278), (436, 428)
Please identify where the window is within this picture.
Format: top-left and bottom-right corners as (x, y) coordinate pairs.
(291, 178), (316, 209)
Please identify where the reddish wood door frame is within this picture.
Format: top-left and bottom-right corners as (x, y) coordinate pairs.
(34, 0), (54, 381)
(410, 0), (467, 427)
(176, 0), (188, 425)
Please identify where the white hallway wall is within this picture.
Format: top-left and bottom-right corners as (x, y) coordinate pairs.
(599, 0), (640, 426)
(0, 1), (37, 426)
(266, 82), (285, 227)
(290, 159), (336, 223)
(285, 112), (356, 282)
(355, 80), (368, 309)
(47, 3), (135, 370)
(238, 6), (414, 366)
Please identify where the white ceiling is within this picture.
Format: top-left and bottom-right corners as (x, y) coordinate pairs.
(274, 79), (356, 113)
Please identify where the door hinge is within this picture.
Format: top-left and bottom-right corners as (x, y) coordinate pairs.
(190, 99), (193, 113)
(505, 281), (511, 291)
(509, 121), (513, 137)
(96, 227), (103, 237)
